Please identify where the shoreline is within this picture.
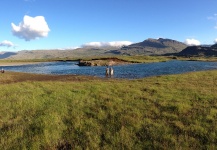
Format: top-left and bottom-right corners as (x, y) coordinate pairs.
(0, 62), (42, 67)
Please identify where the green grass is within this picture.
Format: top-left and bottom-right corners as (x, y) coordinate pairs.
(76, 55), (172, 66)
(0, 70), (217, 149)
(116, 55), (171, 63)
(1, 55), (216, 66)
(176, 56), (217, 62)
(79, 55), (171, 63)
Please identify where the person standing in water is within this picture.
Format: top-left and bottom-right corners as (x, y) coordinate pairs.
(109, 67), (114, 76)
(105, 66), (114, 77)
(105, 66), (109, 76)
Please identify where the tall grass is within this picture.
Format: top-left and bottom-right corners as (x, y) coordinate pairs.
(0, 70), (216, 149)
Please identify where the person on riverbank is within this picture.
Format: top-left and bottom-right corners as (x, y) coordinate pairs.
(1, 68), (4, 73)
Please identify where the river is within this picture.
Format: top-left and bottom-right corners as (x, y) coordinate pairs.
(3, 60), (217, 79)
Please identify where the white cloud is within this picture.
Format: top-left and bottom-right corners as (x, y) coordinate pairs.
(208, 14), (217, 20)
(208, 14), (217, 29)
(184, 39), (201, 46)
(0, 40), (15, 47)
(214, 39), (217, 44)
(24, 0), (36, 2)
(11, 15), (50, 41)
(82, 41), (133, 48)
(57, 46), (81, 50)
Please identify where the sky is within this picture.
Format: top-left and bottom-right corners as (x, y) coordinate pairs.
(0, 0), (217, 52)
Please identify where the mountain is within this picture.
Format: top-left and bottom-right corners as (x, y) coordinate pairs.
(177, 45), (217, 57)
(106, 38), (187, 56)
(2, 38), (188, 60)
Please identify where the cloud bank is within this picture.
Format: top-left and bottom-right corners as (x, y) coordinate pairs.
(82, 41), (133, 48)
(184, 39), (201, 46)
(11, 15), (50, 41)
(0, 40), (14, 47)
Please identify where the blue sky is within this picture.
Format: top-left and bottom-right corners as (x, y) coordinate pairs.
(0, 0), (217, 51)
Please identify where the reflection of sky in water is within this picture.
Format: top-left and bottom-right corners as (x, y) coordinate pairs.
(3, 60), (217, 79)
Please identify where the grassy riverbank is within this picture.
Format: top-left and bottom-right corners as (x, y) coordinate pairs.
(0, 70), (217, 149)
(1, 55), (217, 67)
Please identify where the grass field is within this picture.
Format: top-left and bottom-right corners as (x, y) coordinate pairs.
(0, 70), (216, 149)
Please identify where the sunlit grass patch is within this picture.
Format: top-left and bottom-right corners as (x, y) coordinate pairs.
(0, 70), (216, 149)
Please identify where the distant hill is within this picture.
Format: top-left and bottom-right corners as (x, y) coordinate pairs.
(176, 44), (217, 57)
(2, 38), (188, 60)
(4, 50), (73, 60)
(106, 38), (187, 56)
(4, 48), (115, 60)
(0, 52), (17, 59)
(211, 43), (217, 49)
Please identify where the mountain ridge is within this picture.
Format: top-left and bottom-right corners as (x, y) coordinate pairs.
(174, 44), (217, 57)
(106, 38), (187, 56)
(0, 38), (189, 59)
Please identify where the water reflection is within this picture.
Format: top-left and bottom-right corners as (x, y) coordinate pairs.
(3, 60), (217, 79)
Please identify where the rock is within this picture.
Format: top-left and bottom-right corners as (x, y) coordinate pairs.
(78, 60), (92, 66)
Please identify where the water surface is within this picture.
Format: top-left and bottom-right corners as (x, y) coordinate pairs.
(3, 60), (217, 79)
